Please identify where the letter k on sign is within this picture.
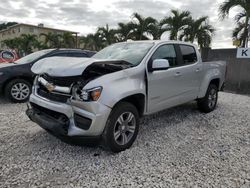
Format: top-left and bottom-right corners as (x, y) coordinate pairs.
(237, 48), (250, 58)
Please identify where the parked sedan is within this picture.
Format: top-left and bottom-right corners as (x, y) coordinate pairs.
(0, 49), (95, 103)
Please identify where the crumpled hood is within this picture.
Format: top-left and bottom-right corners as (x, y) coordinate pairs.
(31, 57), (102, 76)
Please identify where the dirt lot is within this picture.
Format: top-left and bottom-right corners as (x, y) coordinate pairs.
(0, 92), (250, 187)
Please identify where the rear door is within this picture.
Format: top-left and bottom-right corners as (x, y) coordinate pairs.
(176, 44), (202, 100)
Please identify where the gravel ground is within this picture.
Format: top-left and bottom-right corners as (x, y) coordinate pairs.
(0, 92), (250, 188)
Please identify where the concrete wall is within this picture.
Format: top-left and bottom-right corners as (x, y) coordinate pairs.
(202, 48), (250, 94)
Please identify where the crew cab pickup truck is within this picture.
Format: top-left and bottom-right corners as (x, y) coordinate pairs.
(26, 41), (226, 152)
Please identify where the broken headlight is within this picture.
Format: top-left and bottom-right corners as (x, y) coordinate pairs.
(73, 86), (102, 102)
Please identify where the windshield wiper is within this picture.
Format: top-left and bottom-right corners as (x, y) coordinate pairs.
(110, 60), (135, 67)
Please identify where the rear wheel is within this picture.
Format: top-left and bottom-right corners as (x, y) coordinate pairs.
(197, 84), (218, 113)
(4, 79), (32, 103)
(102, 102), (139, 153)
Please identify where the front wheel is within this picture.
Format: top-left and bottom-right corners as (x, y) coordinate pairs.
(4, 79), (32, 103)
(197, 84), (218, 113)
(102, 102), (139, 153)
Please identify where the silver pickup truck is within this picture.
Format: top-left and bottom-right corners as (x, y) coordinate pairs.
(26, 41), (226, 152)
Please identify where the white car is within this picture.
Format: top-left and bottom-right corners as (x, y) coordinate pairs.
(26, 40), (226, 152)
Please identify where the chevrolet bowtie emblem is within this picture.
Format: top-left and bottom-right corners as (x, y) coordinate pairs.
(45, 83), (55, 92)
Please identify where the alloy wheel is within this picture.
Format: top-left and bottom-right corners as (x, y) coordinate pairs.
(11, 83), (30, 101)
(113, 112), (136, 146)
(208, 88), (217, 109)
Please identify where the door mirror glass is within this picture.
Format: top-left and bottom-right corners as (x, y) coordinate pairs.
(152, 59), (170, 71)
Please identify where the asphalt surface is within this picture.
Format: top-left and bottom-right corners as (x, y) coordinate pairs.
(0, 92), (250, 187)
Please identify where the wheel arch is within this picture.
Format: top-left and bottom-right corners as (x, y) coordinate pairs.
(3, 76), (33, 94)
(209, 78), (220, 89)
(198, 76), (221, 99)
(112, 93), (146, 117)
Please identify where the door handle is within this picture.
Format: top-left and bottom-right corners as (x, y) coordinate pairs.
(175, 72), (182, 77)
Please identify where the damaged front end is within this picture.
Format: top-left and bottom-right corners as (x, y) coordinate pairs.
(27, 60), (132, 138)
(34, 60), (132, 103)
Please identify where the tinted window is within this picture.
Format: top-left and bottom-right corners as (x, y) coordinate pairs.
(151, 45), (177, 67)
(179, 45), (197, 64)
(15, 49), (54, 64)
(50, 52), (68, 57)
(68, 52), (88, 57)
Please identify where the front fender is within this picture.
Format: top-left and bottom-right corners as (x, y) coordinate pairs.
(84, 66), (146, 108)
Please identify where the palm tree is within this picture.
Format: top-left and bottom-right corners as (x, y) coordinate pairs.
(231, 11), (250, 46)
(232, 21), (246, 45)
(97, 24), (117, 45)
(60, 32), (75, 48)
(180, 17), (215, 48)
(116, 22), (134, 41)
(130, 13), (158, 40)
(19, 34), (39, 54)
(80, 33), (104, 51)
(2, 38), (20, 49)
(219, 0), (250, 47)
(160, 10), (192, 40)
(40, 32), (62, 48)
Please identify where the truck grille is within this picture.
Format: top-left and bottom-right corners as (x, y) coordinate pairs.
(37, 87), (71, 103)
(41, 74), (82, 87)
(36, 75), (78, 103)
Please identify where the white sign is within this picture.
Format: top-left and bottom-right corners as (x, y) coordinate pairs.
(237, 48), (250, 58)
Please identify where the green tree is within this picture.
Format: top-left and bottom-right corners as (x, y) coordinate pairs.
(0, 22), (18, 31)
(2, 38), (21, 49)
(116, 22), (135, 41)
(60, 32), (76, 48)
(130, 13), (158, 40)
(180, 16), (215, 48)
(232, 21), (246, 45)
(160, 10), (191, 40)
(39, 32), (62, 48)
(219, 0), (250, 47)
(97, 24), (117, 45)
(80, 33), (104, 51)
(19, 34), (40, 54)
(3, 35), (41, 54)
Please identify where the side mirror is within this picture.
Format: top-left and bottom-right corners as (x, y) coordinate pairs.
(152, 59), (170, 71)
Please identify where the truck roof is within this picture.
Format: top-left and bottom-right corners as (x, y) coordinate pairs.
(124, 40), (198, 47)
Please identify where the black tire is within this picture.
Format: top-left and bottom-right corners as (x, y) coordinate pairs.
(197, 84), (218, 113)
(4, 79), (32, 103)
(102, 102), (139, 153)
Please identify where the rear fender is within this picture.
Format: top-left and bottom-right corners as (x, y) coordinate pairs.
(198, 69), (221, 98)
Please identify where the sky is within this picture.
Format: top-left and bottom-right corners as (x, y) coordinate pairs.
(0, 0), (243, 48)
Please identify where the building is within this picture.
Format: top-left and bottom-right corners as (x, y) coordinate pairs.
(0, 23), (79, 49)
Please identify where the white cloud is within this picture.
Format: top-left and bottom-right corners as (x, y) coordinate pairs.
(0, 0), (242, 48)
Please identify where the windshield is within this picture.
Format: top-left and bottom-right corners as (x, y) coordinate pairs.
(15, 49), (54, 64)
(92, 42), (154, 66)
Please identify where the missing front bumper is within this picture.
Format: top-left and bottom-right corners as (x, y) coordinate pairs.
(26, 105), (70, 136)
(26, 105), (101, 145)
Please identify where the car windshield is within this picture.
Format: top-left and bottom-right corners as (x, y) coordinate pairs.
(15, 49), (54, 64)
(92, 42), (154, 66)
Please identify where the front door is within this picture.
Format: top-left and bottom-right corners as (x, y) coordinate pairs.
(147, 44), (201, 114)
